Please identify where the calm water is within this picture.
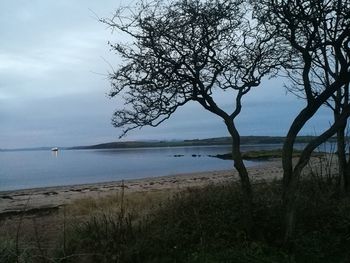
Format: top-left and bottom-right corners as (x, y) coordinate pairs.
(0, 143), (332, 191)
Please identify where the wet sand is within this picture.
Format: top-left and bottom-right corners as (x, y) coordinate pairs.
(0, 160), (283, 216)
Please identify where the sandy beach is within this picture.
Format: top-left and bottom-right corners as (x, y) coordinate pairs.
(0, 159), (283, 216)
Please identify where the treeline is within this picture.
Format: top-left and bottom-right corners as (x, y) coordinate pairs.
(70, 136), (337, 150)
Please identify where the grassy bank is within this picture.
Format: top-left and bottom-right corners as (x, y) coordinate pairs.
(1, 178), (350, 263)
(211, 149), (326, 160)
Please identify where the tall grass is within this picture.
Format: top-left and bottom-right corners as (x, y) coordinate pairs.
(1, 176), (349, 262)
(60, 180), (350, 262)
(307, 142), (338, 187)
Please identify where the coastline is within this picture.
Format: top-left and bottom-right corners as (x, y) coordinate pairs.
(0, 159), (283, 215)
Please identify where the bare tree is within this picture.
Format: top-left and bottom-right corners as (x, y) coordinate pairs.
(253, 0), (350, 244)
(285, 12), (350, 194)
(333, 83), (350, 194)
(102, 0), (282, 232)
(308, 62), (350, 194)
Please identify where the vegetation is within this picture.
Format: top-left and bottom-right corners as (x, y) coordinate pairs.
(253, 0), (350, 242)
(211, 149), (326, 160)
(102, 0), (350, 243)
(69, 136), (338, 150)
(212, 149), (301, 160)
(1, 178), (349, 262)
(1, 1), (349, 261)
(101, 0), (288, 233)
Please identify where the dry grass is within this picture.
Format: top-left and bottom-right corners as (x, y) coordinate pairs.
(66, 187), (178, 218)
(1, 178), (350, 262)
(0, 187), (179, 262)
(0, 187), (179, 245)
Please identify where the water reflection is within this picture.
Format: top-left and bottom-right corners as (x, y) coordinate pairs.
(51, 150), (58, 158)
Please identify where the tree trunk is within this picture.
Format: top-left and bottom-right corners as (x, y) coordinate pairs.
(282, 105), (322, 245)
(283, 167), (300, 249)
(224, 119), (253, 235)
(282, 107), (310, 247)
(232, 143), (253, 235)
(337, 83), (349, 194)
(344, 159), (350, 193)
(282, 129), (300, 247)
(283, 104), (350, 245)
(337, 121), (347, 194)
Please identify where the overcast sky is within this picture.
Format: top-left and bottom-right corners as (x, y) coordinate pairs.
(0, 1), (333, 149)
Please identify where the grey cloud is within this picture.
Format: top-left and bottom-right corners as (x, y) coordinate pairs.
(0, 1), (334, 148)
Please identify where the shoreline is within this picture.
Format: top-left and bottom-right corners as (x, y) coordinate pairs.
(0, 159), (282, 215)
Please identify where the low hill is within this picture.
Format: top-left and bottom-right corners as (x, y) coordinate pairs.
(69, 135), (335, 150)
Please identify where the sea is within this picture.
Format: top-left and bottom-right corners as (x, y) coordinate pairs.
(0, 143), (333, 191)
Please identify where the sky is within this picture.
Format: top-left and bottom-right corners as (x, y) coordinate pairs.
(0, 1), (334, 149)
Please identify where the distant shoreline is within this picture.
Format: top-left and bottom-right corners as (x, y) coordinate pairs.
(69, 135), (334, 150)
(0, 135), (337, 152)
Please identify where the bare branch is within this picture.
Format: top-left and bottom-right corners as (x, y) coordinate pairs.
(104, 0), (283, 136)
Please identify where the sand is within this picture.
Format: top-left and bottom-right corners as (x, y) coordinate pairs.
(0, 159), (283, 216)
